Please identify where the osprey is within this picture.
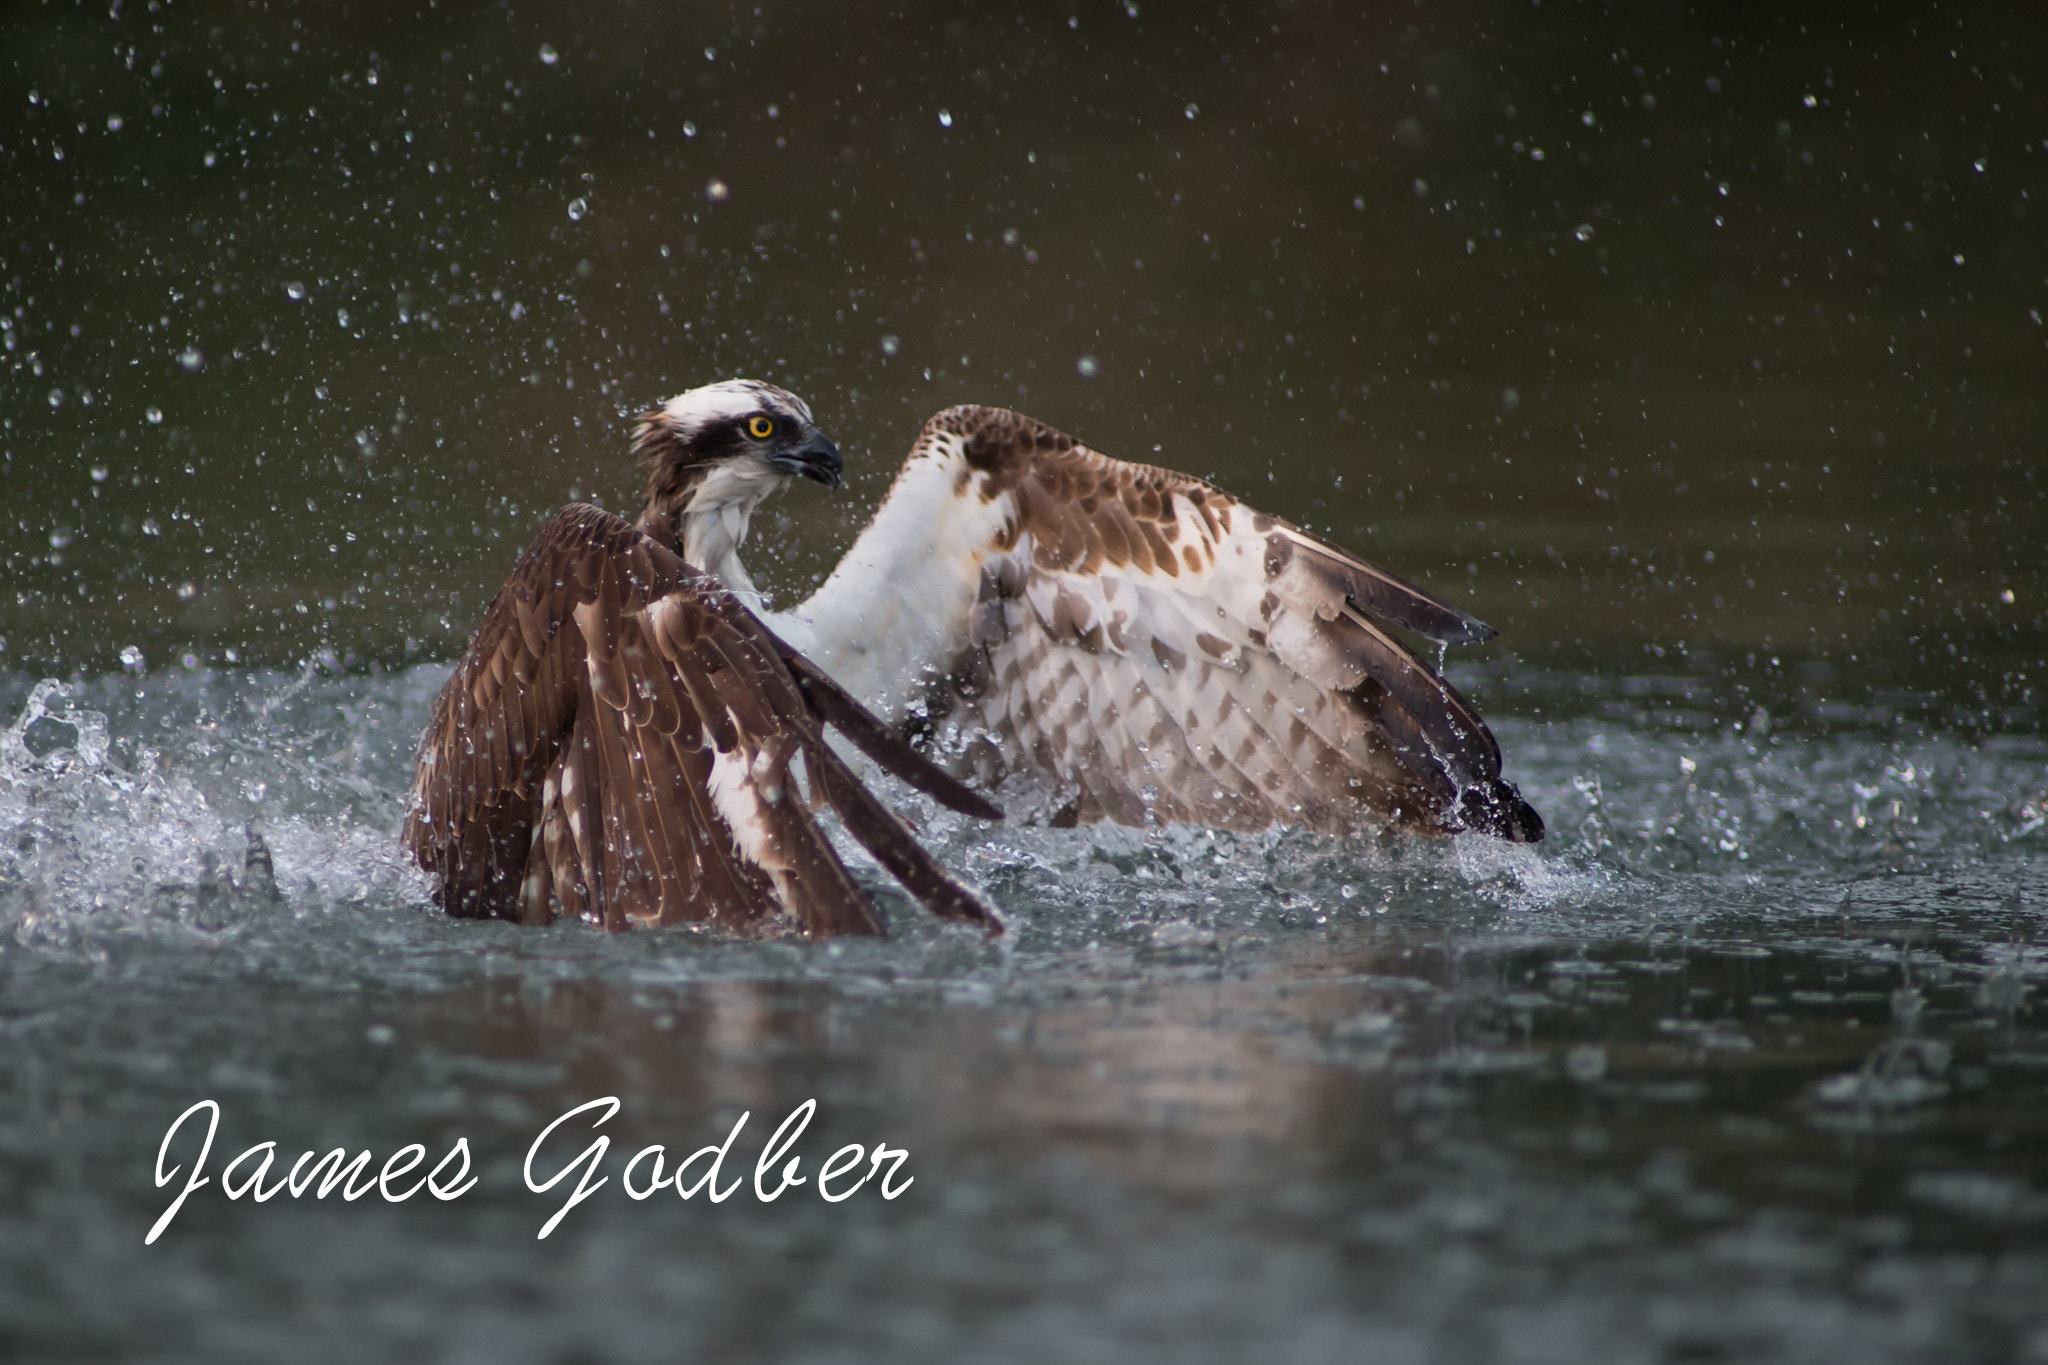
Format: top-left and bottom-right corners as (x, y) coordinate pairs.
(646, 380), (1539, 839)
(401, 383), (1005, 938)
(404, 380), (1540, 937)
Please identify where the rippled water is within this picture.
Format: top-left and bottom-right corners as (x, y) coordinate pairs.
(1, 667), (2041, 1363)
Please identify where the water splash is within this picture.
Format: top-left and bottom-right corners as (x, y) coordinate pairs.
(0, 671), (433, 949)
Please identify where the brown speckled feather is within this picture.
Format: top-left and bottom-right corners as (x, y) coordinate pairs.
(402, 504), (1004, 936)
(793, 407), (1540, 841)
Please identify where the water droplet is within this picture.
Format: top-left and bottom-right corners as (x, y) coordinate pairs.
(1530, 147), (1546, 162)
(1803, 94), (1818, 108)
(879, 334), (901, 357)
(46, 388), (64, 408)
(178, 347), (204, 371)
(1184, 102), (1198, 120)
(1581, 110), (1595, 126)
(1952, 252), (1965, 265)
(1574, 223), (1594, 241)
(203, 149), (217, 167)
(1973, 157), (1987, 173)
(90, 464), (108, 482)
(336, 307), (351, 329)
(682, 120), (697, 138)
(119, 645), (145, 673)
(284, 280), (306, 300)
(1502, 388), (1521, 412)
(567, 197), (588, 221)
(538, 42), (559, 65)
(176, 582), (197, 602)
(141, 518), (161, 536)
(106, 113), (123, 131)
(705, 178), (729, 202)
(146, 405), (163, 423)
(313, 384), (330, 401)
(1002, 227), (1020, 246)
(1076, 355), (1101, 379)
(937, 109), (953, 128)
(49, 528), (73, 550)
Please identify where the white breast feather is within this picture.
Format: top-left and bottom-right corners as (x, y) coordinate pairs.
(772, 435), (1012, 716)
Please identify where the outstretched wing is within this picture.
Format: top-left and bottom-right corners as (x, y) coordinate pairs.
(788, 407), (1540, 841)
(402, 504), (1004, 937)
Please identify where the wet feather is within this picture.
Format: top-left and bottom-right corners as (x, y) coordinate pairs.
(402, 504), (1005, 936)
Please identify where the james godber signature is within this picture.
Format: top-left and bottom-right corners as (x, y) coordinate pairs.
(147, 1096), (913, 1245)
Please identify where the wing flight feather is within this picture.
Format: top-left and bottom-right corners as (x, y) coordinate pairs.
(806, 407), (1540, 841)
(403, 504), (1004, 936)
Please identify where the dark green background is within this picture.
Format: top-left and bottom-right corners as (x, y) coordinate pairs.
(4, 0), (2043, 720)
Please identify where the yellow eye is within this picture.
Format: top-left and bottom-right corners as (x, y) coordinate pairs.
(747, 415), (776, 440)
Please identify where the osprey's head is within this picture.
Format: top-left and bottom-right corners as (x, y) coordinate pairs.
(632, 379), (843, 507)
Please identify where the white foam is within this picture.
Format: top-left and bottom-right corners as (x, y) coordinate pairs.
(1, 675), (434, 947)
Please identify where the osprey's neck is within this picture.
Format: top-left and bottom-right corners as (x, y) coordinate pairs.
(638, 462), (783, 604)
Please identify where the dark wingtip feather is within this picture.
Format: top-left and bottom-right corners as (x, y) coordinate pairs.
(808, 741), (1007, 937)
(1439, 615), (1498, 647)
(1458, 780), (1545, 843)
(1291, 537), (1498, 646)
(775, 647), (1005, 822)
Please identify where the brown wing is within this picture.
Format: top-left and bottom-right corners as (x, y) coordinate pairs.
(401, 504), (1004, 937)
(909, 406), (1541, 840)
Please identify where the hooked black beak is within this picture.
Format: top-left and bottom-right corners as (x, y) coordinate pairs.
(773, 432), (844, 489)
